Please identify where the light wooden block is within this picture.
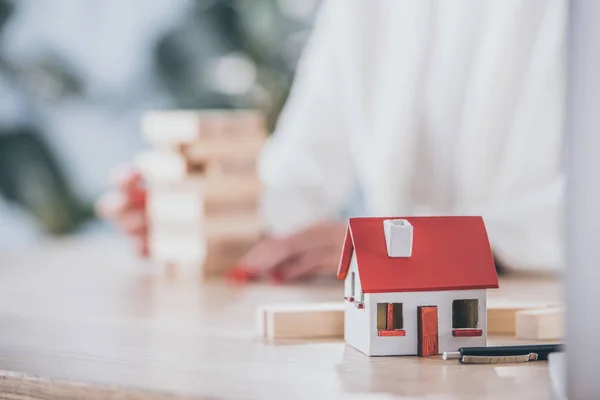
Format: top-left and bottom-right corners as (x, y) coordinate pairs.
(204, 198), (259, 216)
(204, 214), (263, 240)
(487, 299), (558, 335)
(202, 156), (258, 179)
(203, 176), (262, 204)
(257, 302), (345, 339)
(516, 307), (564, 340)
(135, 150), (205, 184)
(214, 158), (257, 177)
(147, 187), (204, 226)
(142, 110), (266, 145)
(198, 110), (266, 140)
(183, 138), (265, 163)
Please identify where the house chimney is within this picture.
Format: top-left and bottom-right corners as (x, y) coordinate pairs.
(383, 219), (413, 257)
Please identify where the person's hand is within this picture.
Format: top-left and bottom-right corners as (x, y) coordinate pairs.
(95, 165), (148, 256)
(228, 221), (347, 283)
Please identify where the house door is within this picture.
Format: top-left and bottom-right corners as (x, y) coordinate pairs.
(417, 306), (439, 356)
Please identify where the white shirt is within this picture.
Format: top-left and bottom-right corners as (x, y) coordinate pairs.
(259, 0), (566, 272)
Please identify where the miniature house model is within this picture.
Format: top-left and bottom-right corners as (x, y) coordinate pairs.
(337, 216), (499, 356)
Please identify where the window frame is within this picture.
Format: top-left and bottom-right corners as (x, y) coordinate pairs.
(451, 299), (483, 337)
(376, 302), (405, 336)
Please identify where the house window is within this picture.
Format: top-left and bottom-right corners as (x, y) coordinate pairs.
(452, 299), (478, 328)
(377, 303), (405, 336)
(351, 272), (356, 298)
(452, 299), (483, 337)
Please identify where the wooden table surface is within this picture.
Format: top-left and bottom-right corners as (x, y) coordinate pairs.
(0, 236), (563, 400)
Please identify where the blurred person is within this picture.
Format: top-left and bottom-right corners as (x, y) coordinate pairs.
(99, 0), (566, 282)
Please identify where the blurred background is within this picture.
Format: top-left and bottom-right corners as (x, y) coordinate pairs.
(0, 0), (320, 251)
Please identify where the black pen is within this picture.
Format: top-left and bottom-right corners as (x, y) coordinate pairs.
(442, 344), (563, 364)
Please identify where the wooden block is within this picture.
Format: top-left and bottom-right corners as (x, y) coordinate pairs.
(487, 299), (558, 335)
(199, 111), (266, 140)
(257, 302), (344, 339)
(182, 139), (265, 163)
(203, 176), (262, 206)
(214, 158), (257, 177)
(515, 307), (564, 340)
(147, 186), (204, 226)
(200, 157), (258, 179)
(204, 214), (263, 240)
(204, 198), (259, 216)
(417, 306), (439, 356)
(142, 110), (266, 145)
(135, 150), (205, 184)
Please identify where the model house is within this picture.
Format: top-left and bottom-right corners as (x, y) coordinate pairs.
(337, 216), (499, 356)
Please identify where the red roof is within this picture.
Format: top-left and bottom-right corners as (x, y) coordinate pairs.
(337, 216), (498, 293)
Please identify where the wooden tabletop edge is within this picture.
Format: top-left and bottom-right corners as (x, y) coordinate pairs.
(0, 370), (212, 400)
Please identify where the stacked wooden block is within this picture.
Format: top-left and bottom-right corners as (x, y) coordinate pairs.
(137, 110), (266, 277)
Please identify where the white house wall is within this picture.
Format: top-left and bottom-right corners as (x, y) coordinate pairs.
(343, 253), (370, 355)
(363, 289), (487, 356)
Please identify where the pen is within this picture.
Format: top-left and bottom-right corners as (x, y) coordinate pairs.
(442, 344), (563, 364)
